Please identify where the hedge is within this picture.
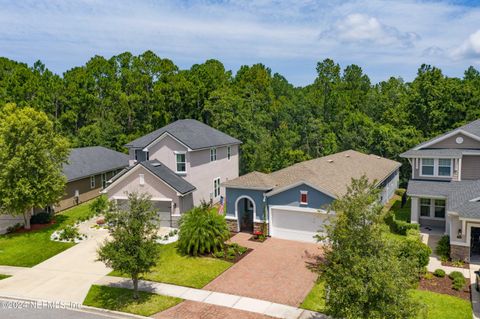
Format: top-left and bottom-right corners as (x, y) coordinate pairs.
(385, 211), (419, 235)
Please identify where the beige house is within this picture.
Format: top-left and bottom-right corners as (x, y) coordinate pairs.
(103, 119), (241, 227)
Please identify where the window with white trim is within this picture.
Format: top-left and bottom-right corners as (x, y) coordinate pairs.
(434, 199), (446, 218)
(421, 158), (434, 176)
(300, 191), (308, 205)
(227, 146), (231, 160)
(213, 177), (220, 198)
(210, 148), (217, 162)
(102, 173), (108, 188)
(90, 176), (96, 189)
(139, 174), (145, 186)
(438, 159), (452, 176)
(420, 198), (430, 217)
(175, 153), (186, 173)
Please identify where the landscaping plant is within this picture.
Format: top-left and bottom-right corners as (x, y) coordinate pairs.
(177, 202), (229, 256)
(320, 176), (420, 319)
(433, 269), (446, 278)
(30, 211), (53, 224)
(97, 192), (159, 299)
(90, 195), (109, 216)
(435, 235), (450, 260)
(58, 225), (82, 242)
(449, 271), (466, 291)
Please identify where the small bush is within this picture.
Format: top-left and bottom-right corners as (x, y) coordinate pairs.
(435, 235), (450, 259)
(449, 271), (464, 281)
(398, 235), (431, 272)
(424, 273), (434, 280)
(212, 250), (225, 258)
(406, 228), (420, 238)
(89, 195), (109, 216)
(6, 223), (23, 233)
(30, 212), (52, 224)
(452, 276), (466, 291)
(433, 269), (446, 277)
(451, 260), (464, 268)
(58, 225), (81, 242)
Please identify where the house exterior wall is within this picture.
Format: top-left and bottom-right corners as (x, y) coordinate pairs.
(267, 184), (335, 212)
(225, 187), (266, 222)
(379, 169), (400, 204)
(412, 163), (454, 181)
(428, 133), (480, 149)
(461, 155), (480, 180)
(148, 135), (188, 172)
(105, 166), (182, 215)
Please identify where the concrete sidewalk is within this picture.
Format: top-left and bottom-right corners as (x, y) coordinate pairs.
(96, 276), (328, 319)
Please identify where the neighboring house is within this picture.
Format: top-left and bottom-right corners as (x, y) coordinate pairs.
(401, 119), (480, 262)
(0, 146), (129, 234)
(102, 119), (241, 227)
(223, 150), (400, 243)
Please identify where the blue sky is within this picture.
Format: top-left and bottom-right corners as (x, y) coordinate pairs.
(1, 0), (480, 85)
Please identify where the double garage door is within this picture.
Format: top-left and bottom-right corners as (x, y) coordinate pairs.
(269, 206), (329, 243)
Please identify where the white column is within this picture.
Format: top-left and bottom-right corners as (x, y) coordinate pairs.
(411, 197), (419, 224)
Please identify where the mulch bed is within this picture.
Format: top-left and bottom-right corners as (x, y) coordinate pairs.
(441, 260), (469, 269)
(419, 274), (470, 301)
(204, 248), (253, 264)
(13, 219), (56, 233)
(248, 236), (268, 243)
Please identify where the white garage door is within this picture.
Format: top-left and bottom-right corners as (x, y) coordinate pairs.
(269, 206), (329, 243)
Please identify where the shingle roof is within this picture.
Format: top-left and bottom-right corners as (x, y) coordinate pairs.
(222, 171), (276, 190)
(223, 150), (401, 198)
(125, 119), (242, 150)
(141, 160), (196, 195)
(400, 149), (465, 158)
(413, 119), (480, 149)
(406, 179), (480, 218)
(63, 147), (129, 182)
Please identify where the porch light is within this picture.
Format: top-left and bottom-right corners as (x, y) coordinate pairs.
(457, 229), (462, 239)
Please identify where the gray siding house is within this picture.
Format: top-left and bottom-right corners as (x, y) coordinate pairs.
(223, 150), (400, 243)
(401, 119), (480, 261)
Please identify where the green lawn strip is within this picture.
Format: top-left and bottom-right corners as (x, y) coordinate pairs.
(0, 274), (11, 280)
(110, 242), (232, 288)
(0, 200), (95, 267)
(411, 290), (472, 319)
(83, 285), (182, 316)
(300, 280), (325, 312)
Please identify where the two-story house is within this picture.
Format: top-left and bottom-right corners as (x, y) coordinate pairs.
(102, 119), (241, 227)
(401, 119), (480, 262)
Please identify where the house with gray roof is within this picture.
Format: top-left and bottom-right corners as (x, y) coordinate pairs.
(401, 119), (480, 261)
(103, 119), (241, 227)
(222, 150), (400, 243)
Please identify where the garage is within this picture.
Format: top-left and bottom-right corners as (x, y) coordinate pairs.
(115, 198), (173, 228)
(269, 206), (329, 243)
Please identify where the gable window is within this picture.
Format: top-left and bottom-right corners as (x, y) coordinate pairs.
(139, 174), (145, 186)
(175, 152), (186, 173)
(300, 191), (308, 205)
(434, 199), (446, 218)
(90, 176), (96, 189)
(213, 177), (220, 198)
(227, 146), (231, 160)
(420, 199), (430, 217)
(210, 148), (217, 162)
(421, 159), (434, 176)
(438, 159), (452, 176)
(102, 173), (108, 188)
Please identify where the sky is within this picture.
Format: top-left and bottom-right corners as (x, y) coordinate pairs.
(1, 0), (480, 86)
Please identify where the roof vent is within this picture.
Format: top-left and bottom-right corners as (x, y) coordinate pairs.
(151, 162), (161, 167)
(345, 154), (350, 158)
(327, 159), (334, 163)
(376, 156), (381, 159)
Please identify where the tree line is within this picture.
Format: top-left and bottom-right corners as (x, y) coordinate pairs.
(1, 52), (480, 183)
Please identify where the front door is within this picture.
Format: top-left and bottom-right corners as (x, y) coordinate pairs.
(239, 198), (254, 233)
(471, 227), (480, 257)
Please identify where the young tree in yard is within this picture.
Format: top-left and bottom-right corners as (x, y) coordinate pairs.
(0, 103), (69, 229)
(320, 176), (420, 319)
(97, 192), (159, 299)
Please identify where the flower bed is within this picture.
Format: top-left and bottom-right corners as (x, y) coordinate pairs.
(50, 224), (87, 243)
(156, 229), (179, 245)
(419, 272), (470, 301)
(211, 243), (251, 263)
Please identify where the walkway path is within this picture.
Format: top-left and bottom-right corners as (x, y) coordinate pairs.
(0, 219), (111, 303)
(96, 276), (327, 319)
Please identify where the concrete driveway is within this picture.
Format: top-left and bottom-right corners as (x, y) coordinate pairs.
(0, 220), (110, 303)
(204, 233), (322, 307)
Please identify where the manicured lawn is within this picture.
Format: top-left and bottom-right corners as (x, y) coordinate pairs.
(0, 201), (95, 267)
(0, 274), (11, 280)
(300, 280), (325, 312)
(83, 285), (181, 316)
(411, 290), (472, 319)
(110, 242), (232, 288)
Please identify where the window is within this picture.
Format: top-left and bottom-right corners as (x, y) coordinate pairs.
(102, 173), (108, 188)
(300, 191), (308, 204)
(438, 159), (452, 176)
(420, 198), (430, 217)
(421, 158), (434, 176)
(139, 174), (145, 186)
(227, 146), (231, 160)
(210, 148), (217, 162)
(434, 199), (446, 218)
(90, 176), (96, 189)
(145, 151), (149, 161)
(176, 153), (186, 173)
(213, 177), (220, 198)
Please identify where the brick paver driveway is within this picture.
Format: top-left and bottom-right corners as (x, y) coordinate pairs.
(204, 233), (322, 307)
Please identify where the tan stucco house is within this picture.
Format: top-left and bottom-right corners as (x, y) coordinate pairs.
(102, 119), (241, 227)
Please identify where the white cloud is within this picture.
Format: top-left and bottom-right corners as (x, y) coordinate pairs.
(452, 30), (480, 61)
(320, 13), (419, 48)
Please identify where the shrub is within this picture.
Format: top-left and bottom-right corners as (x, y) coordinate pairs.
(395, 188), (406, 197)
(30, 211), (52, 224)
(449, 271), (464, 281)
(212, 250), (225, 258)
(90, 195), (109, 216)
(452, 276), (466, 291)
(384, 211), (419, 235)
(406, 228), (420, 238)
(424, 273), (434, 280)
(397, 235), (431, 272)
(452, 260), (464, 268)
(58, 225), (81, 242)
(433, 269), (446, 277)
(177, 203), (230, 256)
(6, 223), (23, 233)
(435, 235), (450, 259)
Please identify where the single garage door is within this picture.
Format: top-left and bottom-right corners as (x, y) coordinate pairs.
(269, 206), (329, 243)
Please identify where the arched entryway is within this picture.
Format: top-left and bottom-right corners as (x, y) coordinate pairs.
(235, 196), (255, 233)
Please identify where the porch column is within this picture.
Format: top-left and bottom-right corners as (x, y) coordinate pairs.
(411, 197), (419, 224)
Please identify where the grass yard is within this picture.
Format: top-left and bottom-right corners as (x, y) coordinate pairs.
(411, 290), (472, 319)
(110, 242), (232, 288)
(83, 285), (182, 316)
(0, 200), (95, 267)
(390, 196), (411, 222)
(0, 274), (11, 280)
(300, 280), (325, 312)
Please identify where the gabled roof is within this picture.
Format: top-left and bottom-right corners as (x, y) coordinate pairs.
(223, 150), (401, 198)
(63, 147), (129, 182)
(125, 119), (242, 150)
(104, 160), (196, 195)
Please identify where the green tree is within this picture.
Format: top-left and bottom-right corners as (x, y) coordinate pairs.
(0, 103), (69, 229)
(320, 176), (419, 319)
(97, 192), (159, 299)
